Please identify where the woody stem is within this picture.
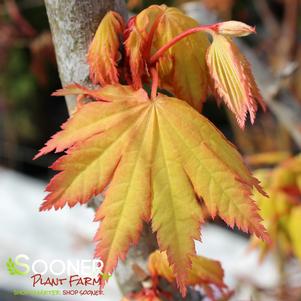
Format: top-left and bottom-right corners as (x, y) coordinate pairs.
(149, 25), (215, 64)
(150, 67), (159, 99)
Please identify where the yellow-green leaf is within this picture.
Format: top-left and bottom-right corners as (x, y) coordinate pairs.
(37, 85), (267, 295)
(206, 34), (265, 128)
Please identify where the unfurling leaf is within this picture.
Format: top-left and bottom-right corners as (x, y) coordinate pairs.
(36, 85), (267, 295)
(125, 23), (146, 89)
(206, 34), (265, 128)
(87, 11), (124, 85)
(126, 5), (209, 110)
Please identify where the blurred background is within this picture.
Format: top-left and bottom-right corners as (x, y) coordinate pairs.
(0, 0), (300, 300)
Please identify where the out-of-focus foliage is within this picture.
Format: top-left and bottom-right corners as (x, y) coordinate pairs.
(0, 0), (37, 144)
(202, 0), (234, 18)
(245, 154), (301, 300)
(251, 155), (301, 261)
(0, 0), (62, 170)
(246, 151), (291, 167)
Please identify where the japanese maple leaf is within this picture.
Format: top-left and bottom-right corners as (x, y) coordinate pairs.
(125, 5), (209, 110)
(35, 84), (268, 295)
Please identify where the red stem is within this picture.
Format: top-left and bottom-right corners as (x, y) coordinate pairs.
(144, 11), (164, 59)
(150, 68), (159, 99)
(149, 25), (215, 64)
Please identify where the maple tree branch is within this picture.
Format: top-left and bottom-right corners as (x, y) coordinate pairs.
(150, 24), (214, 64)
(44, 0), (127, 113)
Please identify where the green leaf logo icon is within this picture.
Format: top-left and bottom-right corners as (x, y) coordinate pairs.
(6, 257), (26, 276)
(101, 273), (112, 281)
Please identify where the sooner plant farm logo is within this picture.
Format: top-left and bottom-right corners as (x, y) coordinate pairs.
(6, 254), (111, 297)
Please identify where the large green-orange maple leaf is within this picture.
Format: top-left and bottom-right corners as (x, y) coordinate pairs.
(36, 84), (268, 295)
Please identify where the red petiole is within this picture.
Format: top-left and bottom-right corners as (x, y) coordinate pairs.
(144, 11), (165, 60)
(150, 67), (159, 99)
(149, 24), (216, 65)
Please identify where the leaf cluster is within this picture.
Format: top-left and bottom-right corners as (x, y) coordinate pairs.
(36, 5), (269, 296)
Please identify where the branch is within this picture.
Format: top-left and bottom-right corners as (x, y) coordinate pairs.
(44, 0), (127, 113)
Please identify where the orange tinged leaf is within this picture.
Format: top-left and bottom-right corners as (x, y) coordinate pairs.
(148, 251), (226, 294)
(34, 85), (148, 159)
(148, 250), (174, 282)
(37, 85), (267, 294)
(157, 98), (268, 240)
(126, 5), (209, 110)
(152, 6), (209, 110)
(125, 24), (146, 89)
(51, 83), (93, 97)
(188, 256), (225, 288)
(206, 34), (265, 128)
(93, 107), (154, 277)
(52, 83), (149, 102)
(87, 11), (124, 85)
(40, 107), (146, 210)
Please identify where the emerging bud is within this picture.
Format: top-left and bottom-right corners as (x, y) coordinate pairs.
(87, 11), (124, 86)
(216, 21), (255, 37)
(206, 34), (265, 128)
